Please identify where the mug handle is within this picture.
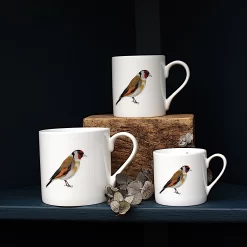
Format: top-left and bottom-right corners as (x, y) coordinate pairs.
(161, 60), (190, 111)
(205, 154), (227, 195)
(108, 132), (138, 186)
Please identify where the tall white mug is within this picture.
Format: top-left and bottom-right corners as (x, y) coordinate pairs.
(112, 55), (190, 117)
(153, 148), (227, 206)
(39, 127), (138, 207)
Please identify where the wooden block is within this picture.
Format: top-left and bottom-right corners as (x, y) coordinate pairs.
(82, 114), (195, 179)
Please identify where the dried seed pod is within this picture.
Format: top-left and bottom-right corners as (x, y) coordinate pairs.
(105, 186), (113, 198)
(120, 184), (128, 190)
(131, 192), (142, 205)
(185, 133), (193, 144)
(179, 135), (187, 147)
(119, 189), (128, 197)
(113, 191), (124, 202)
(124, 195), (134, 204)
(141, 181), (154, 200)
(116, 173), (131, 185)
(136, 171), (148, 185)
(118, 201), (131, 215)
(142, 169), (153, 181)
(110, 200), (120, 213)
(207, 168), (213, 183)
(106, 197), (112, 205)
(127, 181), (143, 196)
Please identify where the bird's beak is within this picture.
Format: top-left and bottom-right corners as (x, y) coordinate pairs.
(190, 169), (192, 171)
(83, 154), (87, 157)
(149, 74), (152, 77)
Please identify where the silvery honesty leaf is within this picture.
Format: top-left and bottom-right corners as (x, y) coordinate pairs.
(116, 173), (129, 185)
(120, 184), (128, 190)
(118, 201), (131, 215)
(119, 189), (128, 197)
(179, 135), (187, 147)
(127, 180), (143, 195)
(142, 169), (153, 181)
(113, 191), (123, 202)
(105, 186), (113, 198)
(107, 197), (112, 205)
(126, 176), (133, 184)
(141, 181), (154, 200)
(136, 171), (148, 184)
(185, 133), (193, 144)
(106, 184), (118, 191)
(207, 168), (213, 183)
(110, 200), (120, 213)
(124, 195), (134, 204)
(131, 192), (142, 205)
(110, 186), (119, 192)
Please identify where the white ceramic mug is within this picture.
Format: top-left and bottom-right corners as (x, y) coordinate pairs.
(39, 127), (138, 207)
(112, 55), (190, 117)
(153, 148), (227, 206)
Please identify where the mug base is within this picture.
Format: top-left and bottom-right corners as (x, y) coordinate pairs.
(113, 113), (166, 118)
(41, 197), (107, 207)
(155, 198), (207, 207)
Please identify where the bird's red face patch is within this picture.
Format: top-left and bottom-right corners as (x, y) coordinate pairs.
(78, 150), (84, 159)
(144, 70), (150, 78)
(185, 166), (190, 172)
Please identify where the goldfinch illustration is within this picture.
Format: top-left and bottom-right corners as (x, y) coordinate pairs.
(116, 70), (152, 105)
(46, 150), (86, 188)
(160, 165), (191, 194)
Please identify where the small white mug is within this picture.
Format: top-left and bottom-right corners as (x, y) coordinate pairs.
(153, 148), (227, 206)
(39, 127), (138, 207)
(112, 55), (190, 117)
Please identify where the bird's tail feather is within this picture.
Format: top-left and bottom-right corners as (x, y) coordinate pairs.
(46, 179), (53, 188)
(159, 187), (166, 194)
(116, 97), (122, 105)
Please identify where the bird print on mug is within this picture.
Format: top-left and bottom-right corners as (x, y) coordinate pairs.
(46, 150), (86, 188)
(116, 70), (152, 105)
(159, 165), (191, 194)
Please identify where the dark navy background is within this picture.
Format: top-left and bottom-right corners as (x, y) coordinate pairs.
(0, 0), (246, 246)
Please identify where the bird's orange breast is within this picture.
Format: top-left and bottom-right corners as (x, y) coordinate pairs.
(55, 168), (69, 179)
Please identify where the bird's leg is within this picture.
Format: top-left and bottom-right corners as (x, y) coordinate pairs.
(64, 180), (73, 188)
(174, 188), (180, 194)
(132, 97), (139, 104)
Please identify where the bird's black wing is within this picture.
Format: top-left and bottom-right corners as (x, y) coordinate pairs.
(49, 168), (61, 180)
(49, 163), (72, 180)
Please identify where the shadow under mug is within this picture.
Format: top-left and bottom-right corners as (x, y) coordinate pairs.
(39, 127), (138, 207)
(153, 148), (227, 206)
(112, 55), (190, 117)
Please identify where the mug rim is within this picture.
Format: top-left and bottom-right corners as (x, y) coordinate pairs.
(153, 148), (207, 156)
(39, 127), (109, 134)
(112, 55), (165, 59)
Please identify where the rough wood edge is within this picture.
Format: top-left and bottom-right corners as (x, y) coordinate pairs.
(83, 114), (194, 122)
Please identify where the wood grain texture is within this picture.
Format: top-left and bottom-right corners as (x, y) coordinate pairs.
(83, 114), (195, 179)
